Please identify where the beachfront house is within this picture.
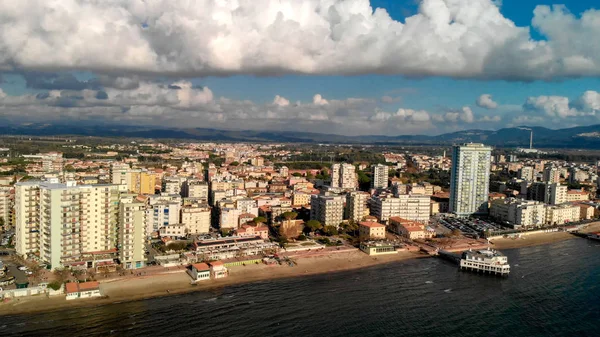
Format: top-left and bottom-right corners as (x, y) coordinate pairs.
(65, 281), (102, 300)
(209, 261), (229, 279)
(189, 263), (211, 282)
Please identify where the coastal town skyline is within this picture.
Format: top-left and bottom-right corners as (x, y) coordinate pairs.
(1, 1), (600, 335)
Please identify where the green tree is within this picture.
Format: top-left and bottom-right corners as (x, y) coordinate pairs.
(230, 161), (240, 166)
(253, 216), (267, 224)
(323, 225), (339, 236)
(305, 220), (322, 233)
(282, 212), (298, 220)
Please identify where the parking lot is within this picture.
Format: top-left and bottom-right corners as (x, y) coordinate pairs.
(437, 216), (505, 237)
(0, 253), (30, 288)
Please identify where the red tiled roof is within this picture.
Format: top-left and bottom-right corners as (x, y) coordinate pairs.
(359, 221), (385, 228)
(209, 261), (224, 267)
(78, 281), (100, 291)
(192, 263), (210, 271)
(65, 283), (79, 294)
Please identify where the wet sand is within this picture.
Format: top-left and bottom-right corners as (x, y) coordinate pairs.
(0, 250), (425, 315)
(490, 231), (574, 249)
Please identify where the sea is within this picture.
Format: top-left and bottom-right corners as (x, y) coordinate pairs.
(1, 238), (599, 337)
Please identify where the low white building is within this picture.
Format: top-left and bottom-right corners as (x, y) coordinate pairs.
(188, 263), (211, 282)
(65, 281), (101, 300)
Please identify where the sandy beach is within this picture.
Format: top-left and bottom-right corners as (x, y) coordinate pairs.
(490, 222), (600, 250)
(0, 250), (425, 315)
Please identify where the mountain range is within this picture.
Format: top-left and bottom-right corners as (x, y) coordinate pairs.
(2, 123), (600, 149)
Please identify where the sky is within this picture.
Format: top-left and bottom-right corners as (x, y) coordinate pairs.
(1, 0), (600, 136)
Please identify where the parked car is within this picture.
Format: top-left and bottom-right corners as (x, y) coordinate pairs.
(18, 266), (28, 271)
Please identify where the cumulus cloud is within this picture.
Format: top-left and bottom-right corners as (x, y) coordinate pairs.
(441, 106), (475, 123)
(273, 95), (290, 107)
(573, 91), (600, 112)
(476, 94), (498, 109)
(313, 94), (329, 106)
(0, 1), (599, 80)
(523, 95), (578, 118)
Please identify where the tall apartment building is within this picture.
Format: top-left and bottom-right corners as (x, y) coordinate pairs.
(163, 177), (186, 195)
(130, 171), (156, 195)
(145, 201), (181, 236)
(528, 182), (567, 205)
(0, 185), (12, 228)
(346, 191), (369, 222)
(110, 163), (131, 186)
(449, 143), (492, 216)
(543, 165), (561, 184)
(181, 205), (211, 234)
(330, 163), (357, 190)
(110, 163), (156, 194)
(15, 181), (120, 269)
(118, 195), (147, 269)
(79, 184), (120, 253)
(14, 181), (41, 256)
(369, 194), (430, 224)
(182, 180), (209, 200)
(490, 198), (546, 228)
(519, 166), (535, 181)
(371, 164), (388, 189)
(310, 194), (344, 227)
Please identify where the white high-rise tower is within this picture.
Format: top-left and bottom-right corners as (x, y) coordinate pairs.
(449, 143), (492, 216)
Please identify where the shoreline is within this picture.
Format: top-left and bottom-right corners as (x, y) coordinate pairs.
(2, 224), (598, 316)
(0, 250), (427, 315)
(490, 222), (600, 250)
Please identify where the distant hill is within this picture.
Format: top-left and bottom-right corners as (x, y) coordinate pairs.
(2, 123), (600, 148)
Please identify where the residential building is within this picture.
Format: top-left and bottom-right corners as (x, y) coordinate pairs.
(0, 185), (12, 228)
(543, 165), (561, 184)
(118, 196), (147, 269)
(292, 192), (311, 206)
(145, 201), (181, 235)
(159, 224), (187, 238)
(346, 191), (369, 222)
(528, 182), (567, 205)
(358, 221), (386, 240)
(15, 181), (41, 257)
(236, 224), (269, 240)
(310, 194), (344, 227)
(369, 194), (430, 224)
(182, 180), (209, 200)
(371, 164), (388, 189)
(388, 217), (434, 240)
(181, 205), (211, 234)
(192, 236), (278, 261)
(519, 166), (535, 181)
(545, 204), (580, 225)
(490, 198), (546, 228)
(331, 163), (357, 190)
(566, 190), (590, 202)
(449, 143), (492, 216)
(578, 204), (595, 220)
(79, 184), (120, 254)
